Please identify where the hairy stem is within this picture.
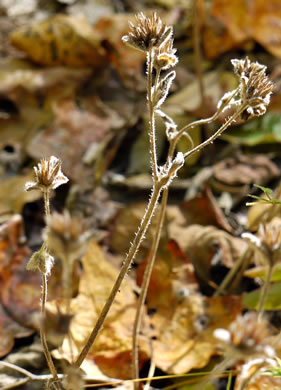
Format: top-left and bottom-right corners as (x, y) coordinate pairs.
(184, 105), (247, 160)
(74, 184), (163, 368)
(132, 188), (169, 387)
(40, 274), (62, 390)
(44, 189), (51, 218)
(41, 190), (62, 390)
(147, 49), (158, 182)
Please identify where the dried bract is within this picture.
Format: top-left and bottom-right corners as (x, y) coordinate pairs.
(231, 57), (274, 119)
(154, 38), (178, 70)
(122, 12), (172, 52)
(152, 70), (175, 108)
(43, 210), (92, 263)
(26, 245), (54, 275)
(25, 156), (68, 192)
(214, 312), (275, 360)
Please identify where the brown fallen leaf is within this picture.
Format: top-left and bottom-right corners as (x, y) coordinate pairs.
(136, 240), (242, 374)
(0, 215), (63, 329)
(211, 154), (280, 196)
(169, 224), (247, 286)
(52, 241), (149, 379)
(181, 184), (233, 232)
(26, 96), (117, 185)
(110, 202), (162, 257)
(0, 302), (33, 358)
(151, 295), (242, 374)
(0, 173), (41, 221)
(10, 14), (105, 67)
(203, 0), (281, 59)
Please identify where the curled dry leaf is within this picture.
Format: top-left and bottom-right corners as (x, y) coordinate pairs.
(169, 223), (247, 286)
(181, 184), (233, 232)
(211, 154), (280, 196)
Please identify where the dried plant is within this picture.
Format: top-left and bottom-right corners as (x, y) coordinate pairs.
(72, 12), (273, 389)
(22, 12), (274, 390)
(25, 156), (68, 390)
(243, 218), (281, 319)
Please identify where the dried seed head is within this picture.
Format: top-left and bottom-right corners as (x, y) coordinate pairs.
(154, 38), (178, 70)
(231, 57), (274, 119)
(26, 245), (54, 275)
(122, 12), (172, 52)
(25, 156), (68, 192)
(214, 312), (275, 360)
(43, 210), (92, 263)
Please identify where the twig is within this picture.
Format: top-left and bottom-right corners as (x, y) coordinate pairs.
(214, 247), (252, 297)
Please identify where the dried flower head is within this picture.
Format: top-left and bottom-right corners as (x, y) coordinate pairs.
(25, 156), (68, 192)
(231, 57), (274, 119)
(154, 38), (178, 70)
(214, 312), (275, 360)
(43, 210), (92, 263)
(122, 12), (172, 52)
(26, 245), (54, 275)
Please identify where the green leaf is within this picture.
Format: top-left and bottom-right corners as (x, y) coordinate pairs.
(245, 264), (281, 282)
(253, 184), (273, 195)
(222, 113), (281, 146)
(243, 282), (281, 310)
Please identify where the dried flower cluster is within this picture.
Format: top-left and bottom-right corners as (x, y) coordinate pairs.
(25, 156), (68, 193)
(122, 12), (172, 52)
(44, 210), (92, 263)
(214, 312), (275, 360)
(154, 38), (178, 70)
(232, 56), (274, 118)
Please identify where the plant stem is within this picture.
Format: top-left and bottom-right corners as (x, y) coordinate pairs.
(74, 184), (163, 368)
(132, 188), (169, 388)
(147, 48), (158, 182)
(44, 189), (51, 218)
(41, 189), (62, 390)
(258, 263), (273, 321)
(214, 247), (252, 297)
(40, 274), (62, 390)
(183, 105), (247, 160)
